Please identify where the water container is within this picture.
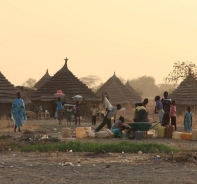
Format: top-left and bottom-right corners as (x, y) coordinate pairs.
(95, 131), (109, 138)
(135, 131), (143, 140)
(172, 131), (182, 140)
(157, 125), (165, 138)
(76, 127), (87, 139)
(84, 127), (91, 131)
(62, 128), (72, 138)
(86, 130), (96, 138)
(181, 132), (192, 140)
(147, 130), (155, 138)
(105, 129), (115, 138)
(165, 125), (175, 138)
(192, 129), (197, 141)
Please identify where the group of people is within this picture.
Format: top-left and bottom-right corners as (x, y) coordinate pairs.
(154, 91), (192, 132)
(55, 97), (83, 125)
(9, 91), (193, 134)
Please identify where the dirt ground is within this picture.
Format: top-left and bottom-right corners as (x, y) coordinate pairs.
(0, 118), (197, 184)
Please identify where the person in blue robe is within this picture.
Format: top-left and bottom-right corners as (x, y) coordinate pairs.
(10, 92), (27, 132)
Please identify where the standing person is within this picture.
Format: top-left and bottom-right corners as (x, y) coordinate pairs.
(155, 96), (165, 124)
(56, 97), (64, 125)
(74, 100), (84, 125)
(161, 91), (172, 126)
(95, 93), (121, 132)
(10, 92), (27, 132)
(142, 98), (149, 108)
(34, 103), (39, 118)
(184, 106), (192, 133)
(170, 100), (177, 130)
(90, 104), (97, 125)
(66, 106), (73, 125)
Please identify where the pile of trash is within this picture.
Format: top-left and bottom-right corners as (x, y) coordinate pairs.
(26, 111), (37, 119)
(19, 134), (59, 142)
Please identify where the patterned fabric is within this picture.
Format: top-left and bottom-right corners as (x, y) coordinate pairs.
(184, 111), (192, 132)
(11, 98), (26, 127)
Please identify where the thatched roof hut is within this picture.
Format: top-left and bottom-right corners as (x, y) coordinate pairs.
(0, 71), (31, 117)
(169, 71), (197, 106)
(31, 58), (100, 116)
(34, 69), (51, 89)
(125, 80), (142, 103)
(0, 71), (18, 103)
(96, 73), (142, 106)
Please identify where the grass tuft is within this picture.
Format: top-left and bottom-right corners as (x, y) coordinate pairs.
(21, 141), (178, 153)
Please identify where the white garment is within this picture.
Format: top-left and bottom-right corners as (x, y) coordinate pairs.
(104, 97), (113, 110)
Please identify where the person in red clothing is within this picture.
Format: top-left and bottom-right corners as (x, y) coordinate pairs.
(170, 100), (177, 130)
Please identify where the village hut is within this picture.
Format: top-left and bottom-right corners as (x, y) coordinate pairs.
(125, 80), (142, 103)
(169, 69), (197, 114)
(0, 71), (31, 118)
(34, 69), (51, 89)
(30, 58), (100, 117)
(96, 73), (142, 106)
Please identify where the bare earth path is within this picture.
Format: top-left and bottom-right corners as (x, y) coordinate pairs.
(0, 119), (197, 184)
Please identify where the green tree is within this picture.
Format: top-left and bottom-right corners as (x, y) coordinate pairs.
(22, 78), (37, 88)
(165, 61), (197, 83)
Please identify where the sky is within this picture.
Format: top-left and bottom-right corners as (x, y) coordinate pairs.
(1, 0), (197, 86)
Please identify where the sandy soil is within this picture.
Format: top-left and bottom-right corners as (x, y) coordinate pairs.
(0, 118), (197, 184)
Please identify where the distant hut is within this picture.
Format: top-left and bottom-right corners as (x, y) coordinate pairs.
(125, 80), (142, 103)
(169, 69), (197, 114)
(96, 73), (142, 106)
(0, 71), (31, 117)
(34, 69), (51, 89)
(31, 58), (100, 117)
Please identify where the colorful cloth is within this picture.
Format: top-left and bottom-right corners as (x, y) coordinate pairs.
(184, 111), (192, 132)
(111, 120), (123, 130)
(56, 101), (63, 110)
(11, 98), (26, 127)
(66, 108), (72, 121)
(156, 100), (163, 111)
(170, 105), (176, 117)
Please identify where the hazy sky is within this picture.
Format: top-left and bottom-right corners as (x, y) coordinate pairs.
(1, 0), (197, 86)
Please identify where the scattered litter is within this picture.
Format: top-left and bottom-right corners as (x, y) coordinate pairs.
(69, 150), (73, 153)
(138, 151), (142, 154)
(40, 135), (48, 140)
(122, 151), (124, 154)
(61, 162), (74, 166)
(154, 155), (161, 161)
(73, 170), (79, 173)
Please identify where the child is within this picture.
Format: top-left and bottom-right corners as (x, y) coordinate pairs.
(155, 96), (165, 124)
(66, 106), (73, 125)
(170, 100), (177, 130)
(184, 106), (192, 132)
(90, 104), (97, 125)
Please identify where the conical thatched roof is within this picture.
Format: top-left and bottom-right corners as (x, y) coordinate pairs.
(125, 80), (142, 102)
(31, 58), (100, 102)
(0, 71), (18, 103)
(96, 73), (142, 105)
(34, 69), (51, 89)
(169, 71), (197, 105)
